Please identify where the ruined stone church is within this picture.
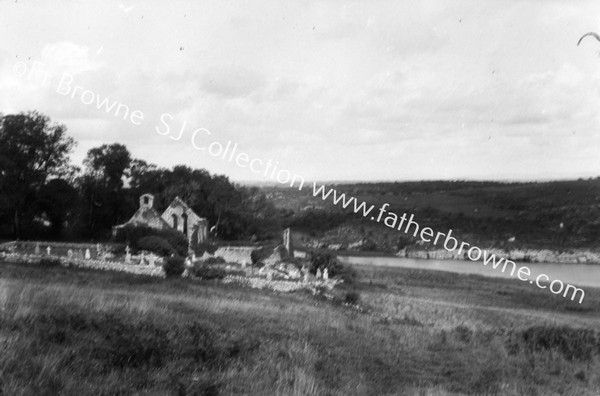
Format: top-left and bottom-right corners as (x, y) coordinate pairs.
(113, 194), (208, 245)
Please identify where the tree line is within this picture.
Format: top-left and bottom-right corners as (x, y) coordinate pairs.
(0, 111), (281, 241)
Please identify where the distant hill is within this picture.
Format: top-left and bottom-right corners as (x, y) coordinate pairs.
(261, 178), (600, 252)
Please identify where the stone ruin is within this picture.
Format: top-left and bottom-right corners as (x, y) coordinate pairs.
(113, 194), (209, 250)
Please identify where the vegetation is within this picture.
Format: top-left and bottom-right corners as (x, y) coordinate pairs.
(308, 251), (357, 284)
(192, 262), (227, 280)
(162, 256), (185, 278)
(1, 259), (600, 394)
(38, 257), (62, 267)
(264, 179), (600, 251)
(137, 236), (177, 256)
(3, 111), (599, 253)
(115, 224), (188, 256)
(0, 112), (282, 242)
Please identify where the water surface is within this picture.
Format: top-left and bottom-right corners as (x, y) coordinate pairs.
(339, 255), (600, 289)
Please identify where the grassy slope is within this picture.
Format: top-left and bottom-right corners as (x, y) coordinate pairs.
(1, 261), (600, 395)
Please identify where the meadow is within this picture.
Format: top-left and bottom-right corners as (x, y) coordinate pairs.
(1, 259), (600, 395)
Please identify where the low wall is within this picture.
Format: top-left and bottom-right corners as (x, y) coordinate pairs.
(0, 252), (164, 277)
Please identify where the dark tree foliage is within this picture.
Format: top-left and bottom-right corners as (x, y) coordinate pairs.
(0, 112), (75, 238)
(0, 111), (279, 242)
(36, 179), (80, 237)
(78, 143), (133, 237)
(114, 224), (189, 257)
(128, 165), (279, 240)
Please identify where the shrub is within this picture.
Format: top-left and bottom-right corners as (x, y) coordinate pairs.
(137, 236), (175, 256)
(250, 245), (275, 265)
(203, 256), (226, 265)
(507, 325), (600, 361)
(38, 258), (62, 267)
(163, 256), (185, 278)
(308, 251), (357, 284)
(344, 290), (360, 305)
(115, 224), (188, 256)
(192, 263), (226, 280)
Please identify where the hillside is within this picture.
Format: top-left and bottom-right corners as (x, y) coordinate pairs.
(263, 179), (600, 253)
(2, 260), (600, 394)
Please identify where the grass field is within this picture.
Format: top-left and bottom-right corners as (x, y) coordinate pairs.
(1, 260), (600, 395)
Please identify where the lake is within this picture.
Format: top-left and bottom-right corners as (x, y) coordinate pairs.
(338, 255), (600, 289)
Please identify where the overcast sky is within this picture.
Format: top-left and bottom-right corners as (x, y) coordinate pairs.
(1, 0), (599, 182)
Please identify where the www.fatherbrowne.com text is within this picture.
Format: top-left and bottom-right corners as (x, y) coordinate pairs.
(15, 60), (585, 304)
(311, 182), (585, 304)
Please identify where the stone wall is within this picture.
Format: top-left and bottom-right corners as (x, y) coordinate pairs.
(213, 246), (257, 265)
(0, 252), (164, 277)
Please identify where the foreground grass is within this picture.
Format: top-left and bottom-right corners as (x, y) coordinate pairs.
(1, 261), (600, 395)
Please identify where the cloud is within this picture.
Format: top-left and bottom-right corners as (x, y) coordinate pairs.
(41, 42), (101, 74)
(2, 0), (600, 181)
(199, 65), (266, 98)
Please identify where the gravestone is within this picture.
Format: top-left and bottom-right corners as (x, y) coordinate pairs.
(85, 249), (91, 260)
(139, 252), (145, 265)
(301, 265), (308, 283)
(316, 268), (322, 279)
(323, 268), (329, 280)
(35, 242), (40, 255)
(197, 218), (208, 243)
(125, 252), (131, 264)
(283, 228), (294, 258)
(46, 246), (51, 256)
(67, 249), (74, 259)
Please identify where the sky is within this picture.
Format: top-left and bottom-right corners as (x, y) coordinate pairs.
(1, 0), (599, 183)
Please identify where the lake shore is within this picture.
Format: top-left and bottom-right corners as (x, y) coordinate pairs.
(297, 246), (600, 265)
(400, 247), (600, 265)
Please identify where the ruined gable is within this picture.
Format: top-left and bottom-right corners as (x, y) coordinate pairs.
(114, 194), (209, 245)
(161, 196), (208, 244)
(115, 194), (171, 230)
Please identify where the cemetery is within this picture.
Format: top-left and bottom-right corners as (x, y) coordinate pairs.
(0, 195), (344, 293)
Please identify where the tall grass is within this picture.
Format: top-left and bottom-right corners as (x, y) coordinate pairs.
(1, 260), (600, 395)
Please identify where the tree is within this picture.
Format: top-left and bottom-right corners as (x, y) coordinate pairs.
(83, 143), (131, 189)
(79, 143), (132, 236)
(36, 179), (80, 236)
(0, 111), (75, 237)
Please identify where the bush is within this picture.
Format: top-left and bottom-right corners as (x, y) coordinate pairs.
(115, 224), (188, 256)
(250, 245), (275, 265)
(39, 258), (62, 267)
(308, 251), (357, 284)
(344, 290), (360, 305)
(507, 325), (600, 361)
(137, 236), (175, 256)
(163, 256), (185, 278)
(203, 256), (226, 265)
(192, 263), (226, 280)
